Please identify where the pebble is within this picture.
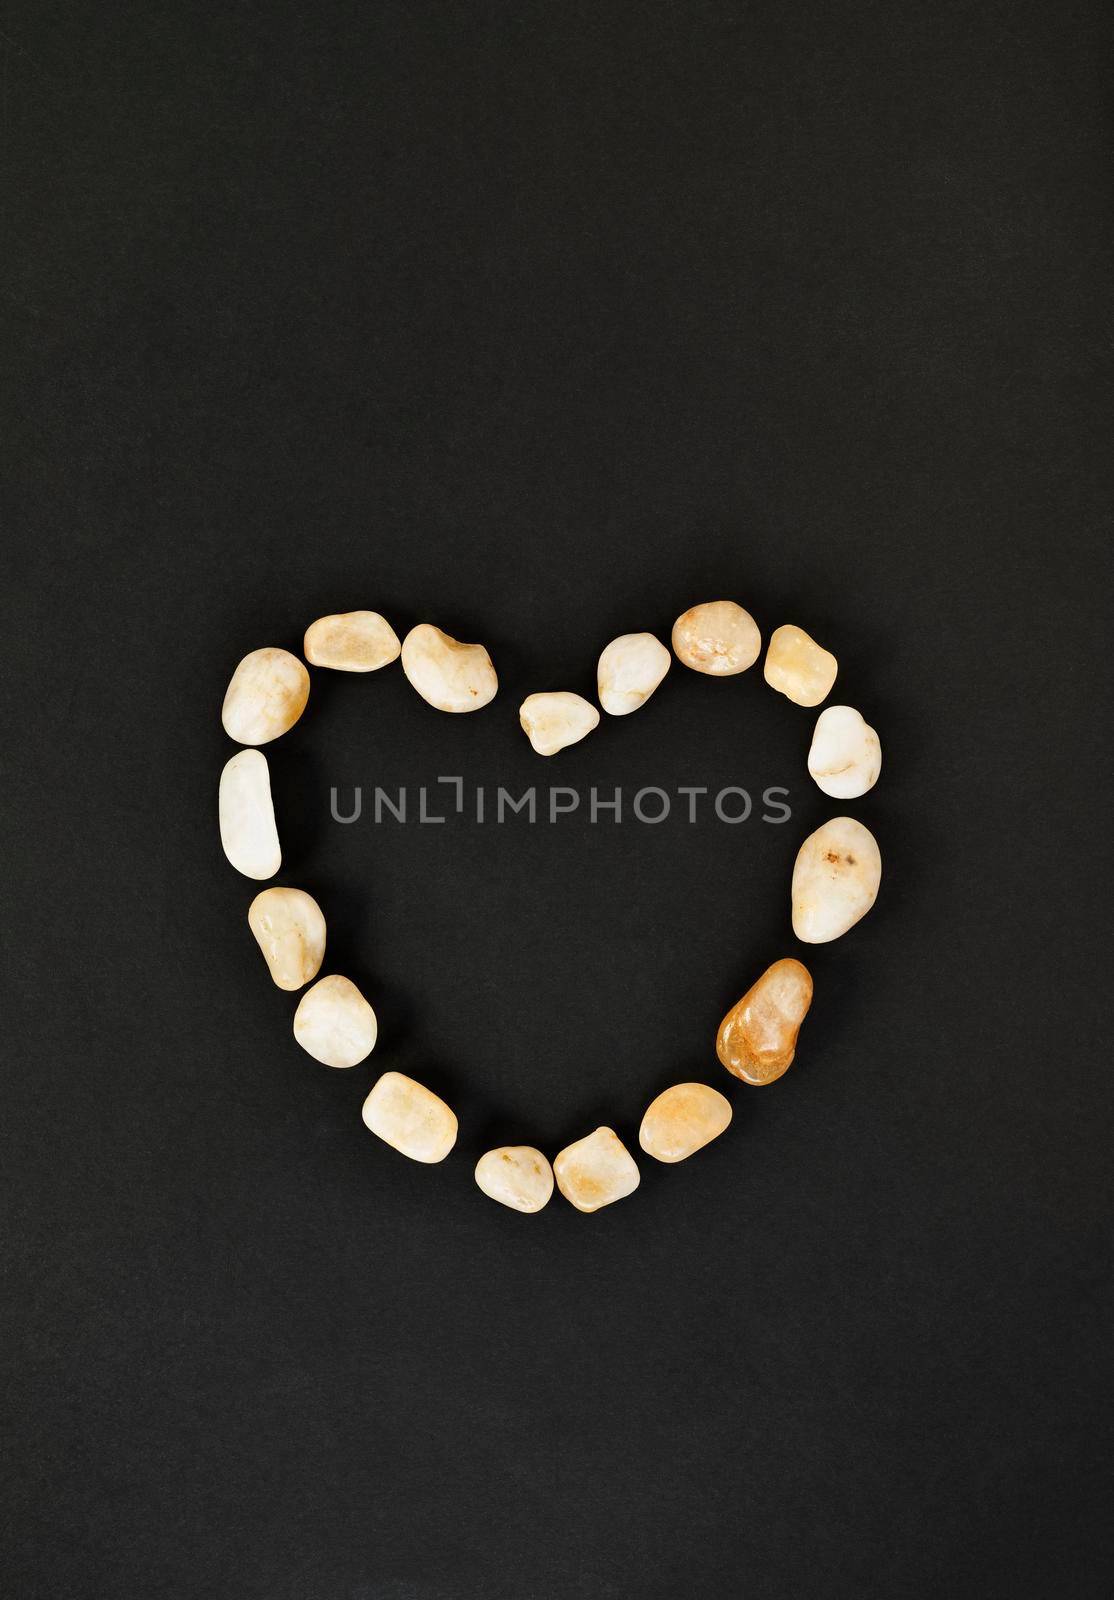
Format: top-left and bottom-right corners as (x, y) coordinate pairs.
(791, 817), (881, 942)
(717, 958), (814, 1085)
(671, 601), (761, 675)
(362, 1071), (458, 1163)
(401, 624), (498, 712)
(222, 647), (310, 745)
(474, 1146), (554, 1212)
(219, 749), (281, 879)
(519, 691), (600, 755)
(293, 974), (377, 1068)
(763, 625), (837, 707)
(554, 1127), (640, 1212)
(303, 611), (401, 672)
(638, 1083), (732, 1162)
(807, 704), (881, 798)
(597, 632), (671, 716)
(247, 887), (326, 990)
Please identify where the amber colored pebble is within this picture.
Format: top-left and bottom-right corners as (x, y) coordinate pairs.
(716, 958), (814, 1086)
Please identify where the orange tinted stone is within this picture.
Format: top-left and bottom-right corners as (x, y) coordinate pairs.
(716, 958), (814, 1086)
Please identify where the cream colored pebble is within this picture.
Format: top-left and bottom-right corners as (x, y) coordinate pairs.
(222, 647), (310, 745)
(519, 691), (600, 755)
(807, 705), (881, 798)
(554, 1127), (640, 1212)
(474, 1146), (554, 1212)
(671, 601), (762, 676)
(638, 1083), (732, 1162)
(791, 816), (881, 943)
(763, 625), (838, 707)
(401, 624), (498, 713)
(293, 975), (377, 1068)
(362, 1071), (458, 1163)
(219, 749), (281, 880)
(304, 611), (401, 672)
(247, 887), (326, 990)
(597, 633), (671, 716)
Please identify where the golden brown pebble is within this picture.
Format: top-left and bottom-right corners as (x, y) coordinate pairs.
(716, 958), (814, 1085)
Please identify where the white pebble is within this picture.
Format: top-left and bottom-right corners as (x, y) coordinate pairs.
(222, 647), (310, 745)
(219, 749), (281, 879)
(304, 611), (401, 672)
(597, 633), (671, 716)
(519, 692), (600, 755)
(791, 816), (881, 943)
(807, 705), (881, 798)
(401, 624), (498, 713)
(293, 975), (377, 1068)
(247, 887), (326, 990)
(362, 1071), (458, 1163)
(475, 1146), (554, 1212)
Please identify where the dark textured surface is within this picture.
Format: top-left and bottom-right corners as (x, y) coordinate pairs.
(2, 3), (1112, 1596)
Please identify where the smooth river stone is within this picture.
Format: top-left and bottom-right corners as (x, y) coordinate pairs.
(519, 691), (600, 756)
(792, 816), (881, 943)
(222, 647), (310, 745)
(597, 632), (671, 716)
(474, 1146), (554, 1212)
(639, 1083), (732, 1162)
(717, 959), (814, 1086)
(807, 704), (881, 798)
(401, 624), (498, 713)
(554, 1127), (640, 1212)
(362, 1071), (458, 1163)
(247, 887), (326, 990)
(219, 749), (281, 879)
(303, 611), (401, 672)
(763, 625), (838, 707)
(293, 974), (377, 1068)
(671, 600), (762, 676)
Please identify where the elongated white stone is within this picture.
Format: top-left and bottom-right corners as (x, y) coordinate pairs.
(401, 624), (498, 713)
(362, 1071), (458, 1163)
(219, 749), (281, 879)
(807, 705), (881, 798)
(554, 1127), (640, 1212)
(222, 647), (310, 745)
(763, 625), (837, 707)
(791, 816), (881, 943)
(475, 1146), (554, 1212)
(247, 887), (326, 990)
(293, 975), (377, 1067)
(304, 611), (401, 672)
(519, 691), (600, 755)
(597, 633), (671, 716)
(672, 601), (762, 675)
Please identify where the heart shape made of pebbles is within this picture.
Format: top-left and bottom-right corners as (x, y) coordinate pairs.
(218, 602), (882, 1216)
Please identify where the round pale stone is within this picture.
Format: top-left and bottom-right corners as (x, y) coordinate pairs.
(554, 1127), (640, 1212)
(219, 749), (281, 880)
(293, 974), (377, 1068)
(519, 691), (600, 756)
(362, 1071), (458, 1163)
(247, 887), (326, 990)
(222, 647), (310, 745)
(639, 1083), (732, 1162)
(303, 611), (401, 672)
(717, 959), (814, 1085)
(671, 601), (762, 676)
(475, 1146), (554, 1212)
(401, 624), (498, 713)
(807, 704), (881, 798)
(597, 632), (671, 716)
(792, 817), (881, 943)
(763, 625), (838, 707)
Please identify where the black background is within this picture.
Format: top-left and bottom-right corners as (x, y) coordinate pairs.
(3, 3), (1112, 1596)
